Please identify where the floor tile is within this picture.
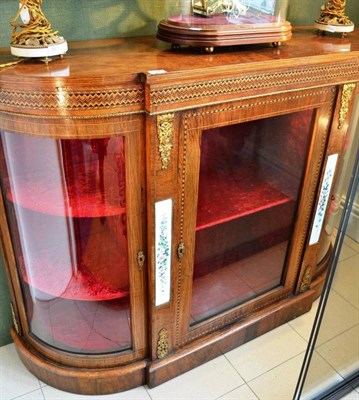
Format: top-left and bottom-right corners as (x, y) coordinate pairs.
(13, 389), (45, 400)
(344, 236), (359, 253)
(248, 352), (305, 400)
(226, 323), (307, 382)
(288, 299), (319, 341)
(332, 254), (359, 309)
(339, 243), (357, 262)
(340, 389), (359, 399)
(0, 344), (41, 400)
(42, 385), (150, 400)
(299, 352), (344, 400)
(317, 325), (359, 379)
(315, 291), (359, 346)
(147, 355), (243, 400)
(218, 384), (259, 400)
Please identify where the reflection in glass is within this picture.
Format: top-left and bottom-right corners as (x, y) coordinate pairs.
(191, 110), (314, 324)
(295, 96), (359, 400)
(0, 132), (131, 354)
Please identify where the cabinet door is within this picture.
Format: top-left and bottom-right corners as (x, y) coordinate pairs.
(0, 117), (146, 363)
(176, 88), (336, 343)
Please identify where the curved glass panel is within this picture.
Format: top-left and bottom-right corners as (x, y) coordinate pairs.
(164, 0), (289, 26)
(0, 131), (131, 354)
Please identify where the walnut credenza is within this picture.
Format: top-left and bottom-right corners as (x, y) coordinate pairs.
(0, 27), (358, 394)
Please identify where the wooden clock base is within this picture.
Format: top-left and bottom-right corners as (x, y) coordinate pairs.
(157, 14), (292, 51)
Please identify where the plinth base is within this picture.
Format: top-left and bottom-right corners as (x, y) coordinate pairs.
(157, 15), (292, 50)
(315, 21), (354, 35)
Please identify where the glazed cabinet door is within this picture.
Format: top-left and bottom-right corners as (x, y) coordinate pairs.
(175, 87), (338, 344)
(0, 116), (147, 366)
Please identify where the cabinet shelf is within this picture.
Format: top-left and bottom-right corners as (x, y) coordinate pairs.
(196, 161), (294, 231)
(4, 172), (125, 218)
(19, 253), (129, 301)
(25, 282), (132, 353)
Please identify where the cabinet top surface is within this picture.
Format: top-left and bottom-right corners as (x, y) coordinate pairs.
(1, 27), (359, 82)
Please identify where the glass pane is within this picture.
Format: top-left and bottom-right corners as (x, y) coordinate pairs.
(295, 95), (359, 400)
(0, 131), (131, 354)
(191, 110), (314, 324)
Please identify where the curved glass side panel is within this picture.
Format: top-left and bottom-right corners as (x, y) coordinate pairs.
(0, 131), (131, 354)
(164, 0), (289, 25)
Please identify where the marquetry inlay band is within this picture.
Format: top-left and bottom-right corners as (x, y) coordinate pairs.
(150, 62), (358, 106)
(0, 87), (144, 111)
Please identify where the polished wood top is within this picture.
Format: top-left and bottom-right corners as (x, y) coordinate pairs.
(0, 26), (358, 116)
(1, 27), (359, 78)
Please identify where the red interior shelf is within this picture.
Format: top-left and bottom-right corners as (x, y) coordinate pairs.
(196, 161), (294, 231)
(19, 252), (129, 301)
(3, 162), (126, 218)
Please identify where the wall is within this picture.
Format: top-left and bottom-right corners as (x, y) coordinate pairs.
(0, 255), (12, 346)
(0, 1), (359, 347)
(1, 0), (359, 46)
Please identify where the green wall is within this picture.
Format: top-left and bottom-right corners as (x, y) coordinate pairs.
(0, 1), (359, 347)
(1, 0), (359, 46)
(0, 254), (12, 346)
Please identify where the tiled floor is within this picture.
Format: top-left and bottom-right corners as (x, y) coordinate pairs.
(1, 236), (358, 400)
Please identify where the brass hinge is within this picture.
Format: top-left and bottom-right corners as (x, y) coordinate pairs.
(10, 302), (19, 334)
(137, 251), (145, 271)
(177, 241), (185, 260)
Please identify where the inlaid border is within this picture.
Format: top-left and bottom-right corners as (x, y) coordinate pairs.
(150, 62), (358, 107)
(0, 87), (144, 111)
(176, 87), (335, 345)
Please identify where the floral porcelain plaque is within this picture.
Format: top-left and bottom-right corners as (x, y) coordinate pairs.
(309, 153), (338, 245)
(155, 199), (173, 306)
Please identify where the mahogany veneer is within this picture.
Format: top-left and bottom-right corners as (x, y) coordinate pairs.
(0, 27), (358, 394)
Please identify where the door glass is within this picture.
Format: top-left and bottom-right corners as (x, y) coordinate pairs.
(191, 110), (315, 324)
(0, 131), (131, 354)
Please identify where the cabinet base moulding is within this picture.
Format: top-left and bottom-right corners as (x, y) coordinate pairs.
(147, 285), (318, 388)
(10, 328), (147, 395)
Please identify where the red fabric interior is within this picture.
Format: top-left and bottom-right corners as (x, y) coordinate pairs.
(196, 161), (292, 230)
(24, 285), (132, 353)
(0, 134), (132, 353)
(190, 111), (314, 323)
